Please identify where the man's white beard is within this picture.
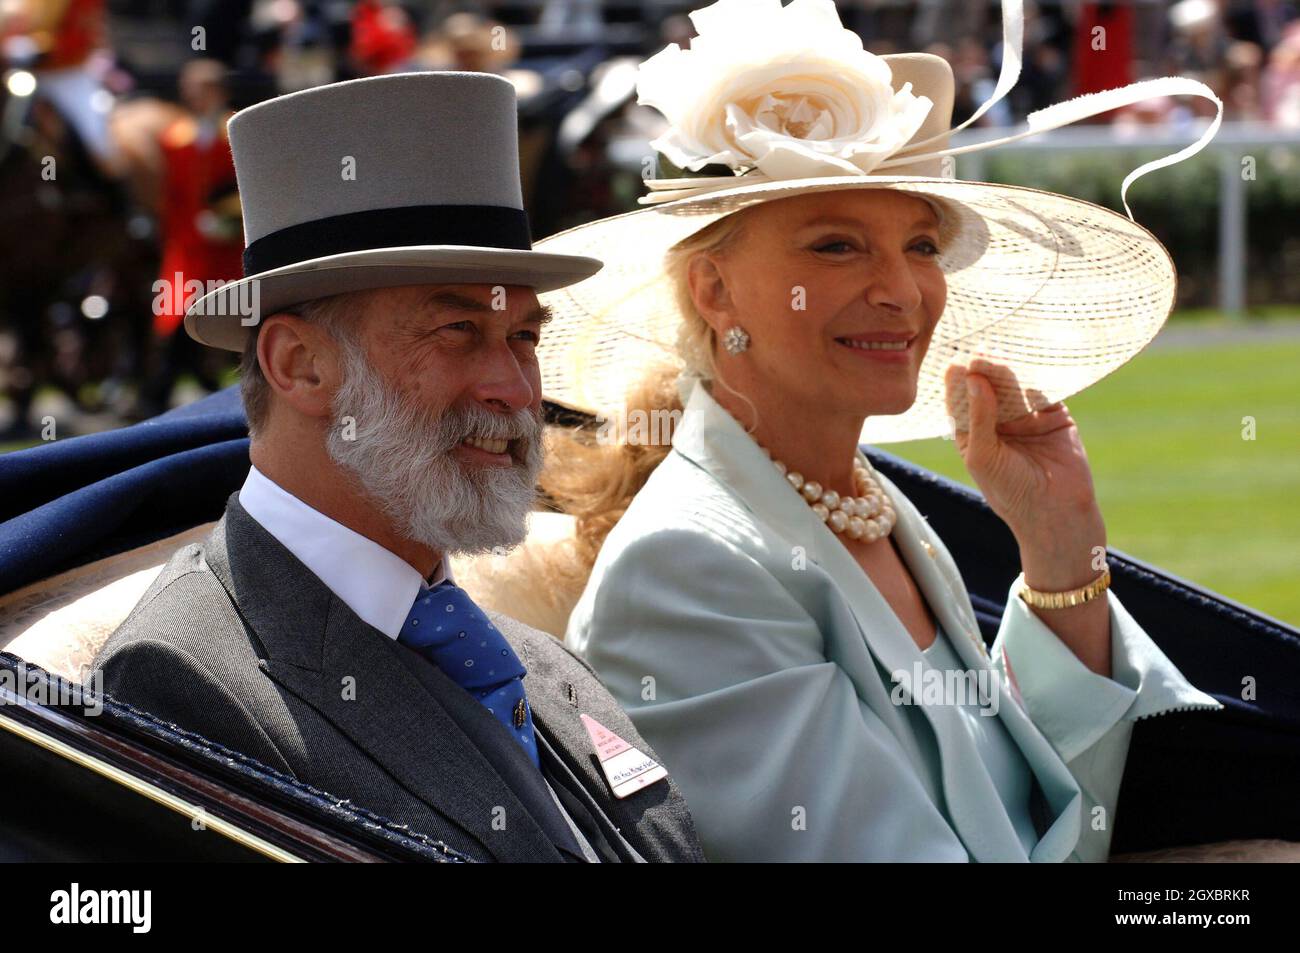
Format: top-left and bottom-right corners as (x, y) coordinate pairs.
(324, 339), (544, 557)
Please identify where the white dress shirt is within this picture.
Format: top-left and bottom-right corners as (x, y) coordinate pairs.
(238, 463), (453, 640)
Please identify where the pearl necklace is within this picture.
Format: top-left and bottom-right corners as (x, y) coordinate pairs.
(761, 445), (898, 542)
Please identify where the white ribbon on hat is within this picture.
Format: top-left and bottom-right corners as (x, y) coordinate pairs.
(641, 0), (1223, 220)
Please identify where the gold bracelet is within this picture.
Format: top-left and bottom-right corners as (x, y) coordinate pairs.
(1015, 566), (1111, 609)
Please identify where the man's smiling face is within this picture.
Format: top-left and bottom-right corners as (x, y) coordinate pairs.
(322, 283), (550, 556)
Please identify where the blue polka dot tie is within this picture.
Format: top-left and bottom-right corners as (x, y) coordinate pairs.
(397, 581), (540, 769)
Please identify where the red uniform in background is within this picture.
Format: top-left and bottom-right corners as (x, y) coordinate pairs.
(0, 0), (105, 67)
(153, 112), (243, 338)
(1071, 1), (1136, 120)
(350, 0), (417, 75)
(45, 0), (105, 68)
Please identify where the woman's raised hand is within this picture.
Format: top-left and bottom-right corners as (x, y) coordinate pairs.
(943, 358), (1106, 565)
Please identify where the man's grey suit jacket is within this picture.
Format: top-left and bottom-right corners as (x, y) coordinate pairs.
(92, 492), (704, 863)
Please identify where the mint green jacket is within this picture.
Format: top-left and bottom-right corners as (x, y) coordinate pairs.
(565, 377), (1223, 862)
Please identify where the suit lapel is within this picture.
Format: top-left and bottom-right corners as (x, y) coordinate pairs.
(382, 632), (594, 862)
(492, 611), (652, 862)
(204, 493), (572, 862)
(670, 379), (1084, 862)
(532, 724), (642, 862)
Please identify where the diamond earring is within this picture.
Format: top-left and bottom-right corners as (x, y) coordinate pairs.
(722, 326), (750, 355)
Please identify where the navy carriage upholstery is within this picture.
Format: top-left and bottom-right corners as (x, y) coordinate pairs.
(1, 385), (1298, 858)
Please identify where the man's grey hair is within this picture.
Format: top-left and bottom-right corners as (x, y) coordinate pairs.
(239, 290), (368, 439)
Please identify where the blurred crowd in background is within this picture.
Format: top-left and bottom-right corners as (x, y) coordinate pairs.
(0, 0), (1297, 439)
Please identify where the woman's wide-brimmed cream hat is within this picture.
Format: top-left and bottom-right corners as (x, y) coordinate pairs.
(534, 0), (1222, 443)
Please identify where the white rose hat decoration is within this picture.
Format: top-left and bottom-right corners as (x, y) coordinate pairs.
(638, 0), (935, 181)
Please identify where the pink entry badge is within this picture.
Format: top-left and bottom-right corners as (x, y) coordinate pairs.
(580, 714), (669, 799)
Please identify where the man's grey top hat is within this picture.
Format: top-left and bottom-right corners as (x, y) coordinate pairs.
(184, 71), (603, 351)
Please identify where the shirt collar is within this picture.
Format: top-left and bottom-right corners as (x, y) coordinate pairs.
(238, 463), (453, 640)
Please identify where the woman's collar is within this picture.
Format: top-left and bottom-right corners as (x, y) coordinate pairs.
(671, 375), (842, 562)
(673, 373), (878, 499)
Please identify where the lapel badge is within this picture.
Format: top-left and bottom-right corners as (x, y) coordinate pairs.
(580, 714), (668, 799)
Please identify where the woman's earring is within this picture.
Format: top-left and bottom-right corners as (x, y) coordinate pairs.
(722, 326), (750, 355)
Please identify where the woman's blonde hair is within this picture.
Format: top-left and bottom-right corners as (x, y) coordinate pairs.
(538, 208), (756, 585)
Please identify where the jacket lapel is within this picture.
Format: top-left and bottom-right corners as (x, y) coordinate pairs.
(489, 609), (655, 862)
(204, 493), (571, 862)
(670, 379), (1083, 862)
(531, 723), (643, 862)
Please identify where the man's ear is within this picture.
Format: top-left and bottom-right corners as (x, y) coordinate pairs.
(257, 312), (339, 420)
(686, 253), (736, 334)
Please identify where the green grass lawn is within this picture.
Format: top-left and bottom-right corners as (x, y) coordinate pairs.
(888, 338), (1300, 628)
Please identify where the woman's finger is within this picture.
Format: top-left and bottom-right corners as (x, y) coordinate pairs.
(943, 363), (967, 423)
(997, 403), (1073, 436)
(964, 371), (999, 461)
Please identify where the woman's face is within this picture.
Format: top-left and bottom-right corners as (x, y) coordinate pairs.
(694, 189), (947, 421)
